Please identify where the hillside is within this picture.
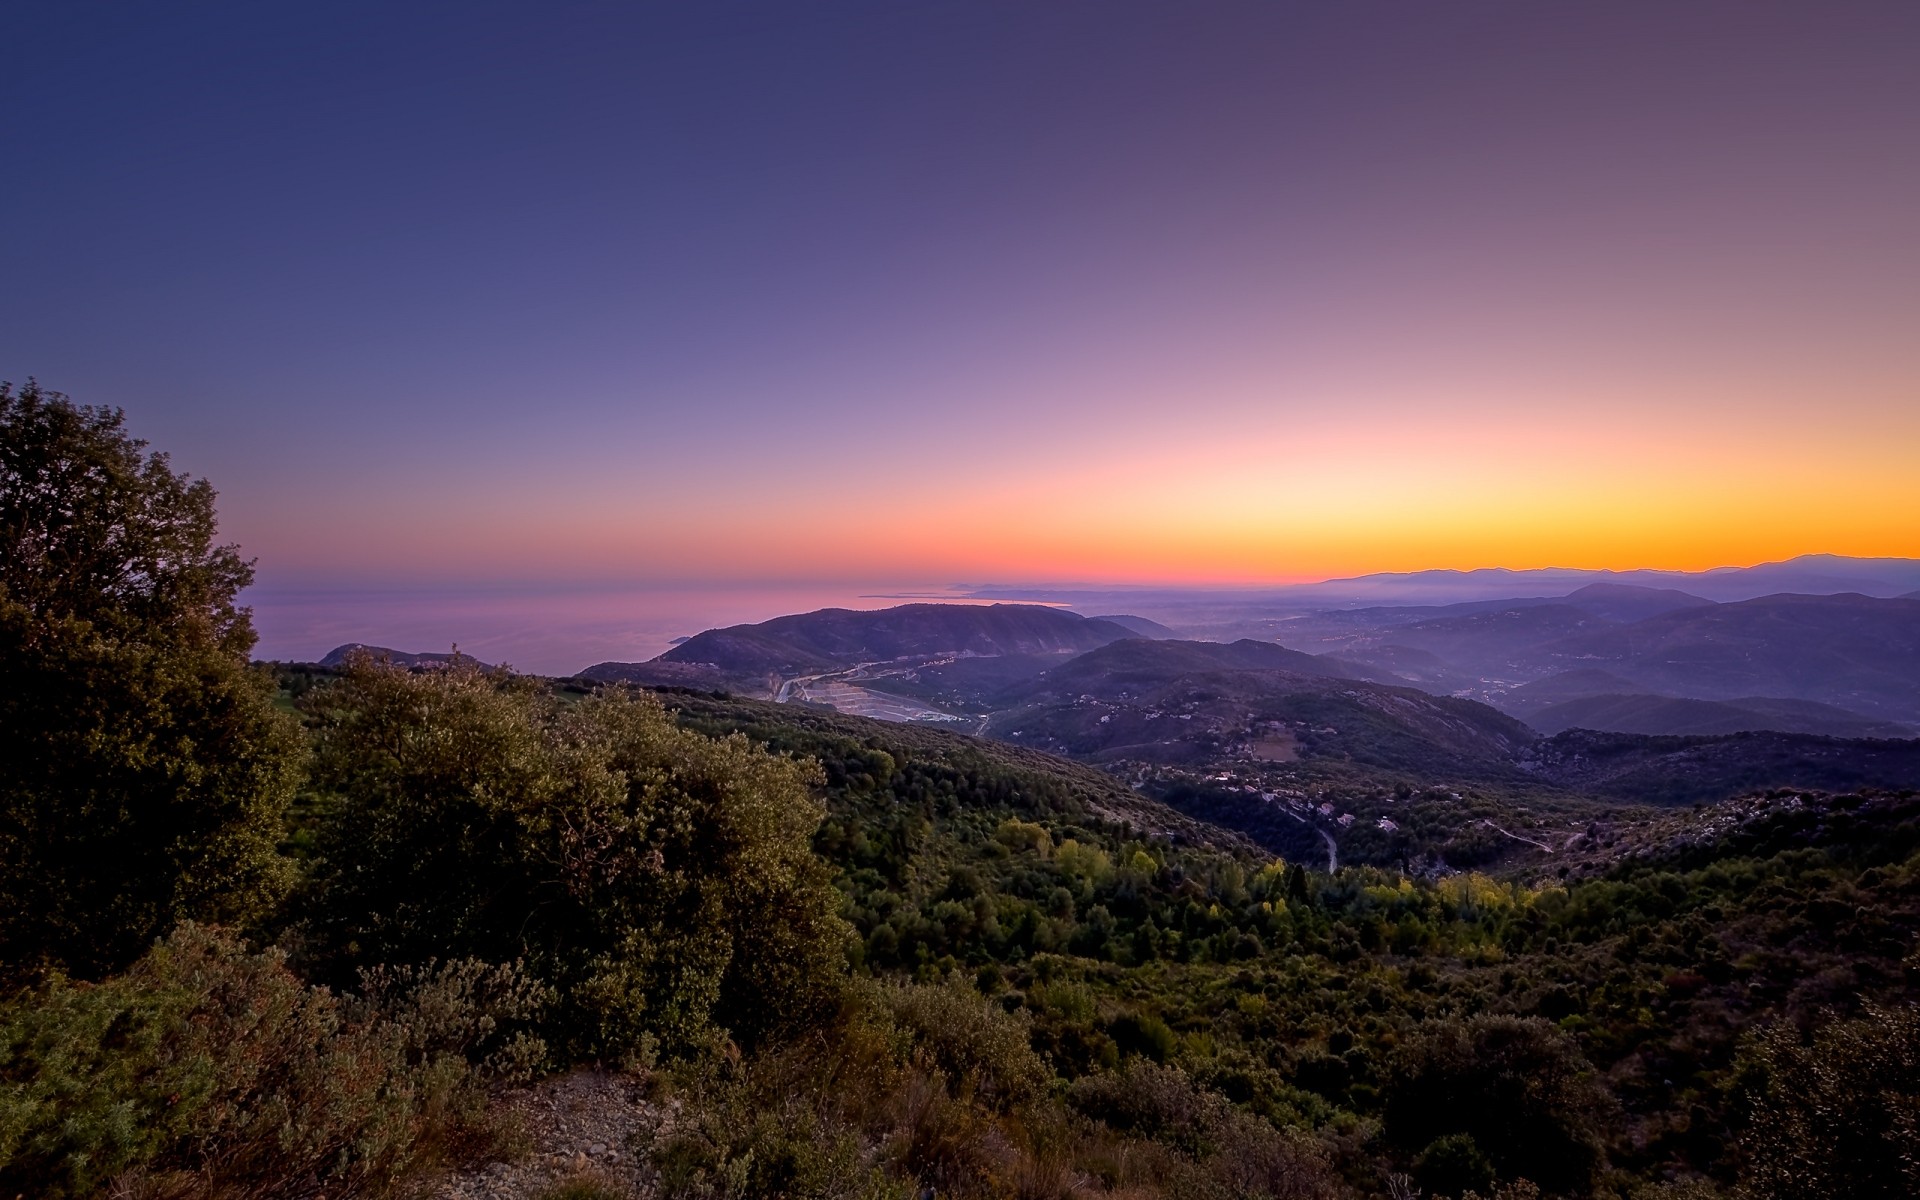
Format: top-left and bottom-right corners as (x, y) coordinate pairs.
(1086, 612), (1178, 638)
(1520, 726), (1920, 804)
(1526, 692), (1914, 738)
(987, 637), (1536, 775)
(654, 603), (1137, 677)
(1558, 581), (1714, 623)
(1542, 592), (1920, 722)
(1360, 603), (1619, 674)
(318, 643), (494, 669)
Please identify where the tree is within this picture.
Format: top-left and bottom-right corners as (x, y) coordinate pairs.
(0, 381), (301, 982)
(1732, 999), (1920, 1200)
(298, 656), (850, 1059)
(1383, 1014), (1612, 1196)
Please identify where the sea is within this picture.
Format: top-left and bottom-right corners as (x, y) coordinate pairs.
(243, 582), (1014, 677)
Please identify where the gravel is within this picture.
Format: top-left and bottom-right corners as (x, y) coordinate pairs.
(433, 1069), (667, 1200)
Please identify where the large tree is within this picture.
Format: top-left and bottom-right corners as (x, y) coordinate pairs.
(0, 381), (300, 982)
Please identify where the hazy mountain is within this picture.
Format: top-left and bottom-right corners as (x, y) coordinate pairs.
(1317, 644), (1473, 689)
(966, 554), (1920, 613)
(654, 603), (1137, 676)
(1031, 637), (1360, 685)
(318, 644), (493, 669)
(1086, 613), (1178, 638)
(1542, 592), (1920, 722)
(1366, 604), (1618, 674)
(1522, 727), (1920, 804)
(988, 637), (1535, 774)
(1315, 554), (1920, 605)
(1559, 582), (1714, 623)
(1498, 668), (1645, 713)
(1525, 693), (1913, 739)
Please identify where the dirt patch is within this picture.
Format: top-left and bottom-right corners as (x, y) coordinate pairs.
(1248, 732), (1298, 762)
(434, 1070), (667, 1200)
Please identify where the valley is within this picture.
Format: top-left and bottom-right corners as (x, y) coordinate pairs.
(570, 589), (1920, 882)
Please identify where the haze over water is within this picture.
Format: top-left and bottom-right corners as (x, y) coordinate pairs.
(249, 583), (1009, 676)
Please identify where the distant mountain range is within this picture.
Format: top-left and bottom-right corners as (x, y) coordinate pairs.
(322, 554), (1920, 753)
(311, 583), (1920, 809)
(965, 553), (1920, 609)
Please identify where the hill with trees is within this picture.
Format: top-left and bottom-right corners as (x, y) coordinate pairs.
(1523, 692), (1915, 739)
(652, 603), (1140, 676)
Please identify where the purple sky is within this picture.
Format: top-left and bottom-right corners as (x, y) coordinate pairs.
(4, 2), (1916, 629)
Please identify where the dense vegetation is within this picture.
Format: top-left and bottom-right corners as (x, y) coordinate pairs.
(3, 385), (1917, 1199)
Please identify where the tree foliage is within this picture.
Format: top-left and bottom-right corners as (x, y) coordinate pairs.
(298, 656), (851, 1058)
(1382, 1015), (1611, 1195)
(0, 381), (300, 982)
(0, 924), (532, 1199)
(1732, 996), (1920, 1200)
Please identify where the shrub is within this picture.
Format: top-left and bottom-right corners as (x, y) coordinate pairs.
(0, 924), (525, 1198)
(1383, 1015), (1611, 1196)
(1731, 1000), (1920, 1200)
(880, 980), (1048, 1109)
(648, 1003), (908, 1200)
(1070, 1061), (1343, 1198)
(300, 658), (851, 1060)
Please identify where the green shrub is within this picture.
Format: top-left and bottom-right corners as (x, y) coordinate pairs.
(300, 658), (851, 1060)
(1383, 1015), (1610, 1196)
(880, 980), (1048, 1109)
(1070, 1062), (1342, 1199)
(648, 1008), (908, 1200)
(1731, 999), (1920, 1200)
(0, 924), (526, 1198)
(1415, 1132), (1496, 1198)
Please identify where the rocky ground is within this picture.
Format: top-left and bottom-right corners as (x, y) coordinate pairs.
(434, 1069), (667, 1200)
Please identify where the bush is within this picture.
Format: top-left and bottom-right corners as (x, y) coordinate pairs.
(648, 1001), (908, 1200)
(0, 924), (528, 1198)
(1070, 1062), (1343, 1198)
(880, 980), (1048, 1109)
(299, 657), (851, 1059)
(1731, 1000), (1920, 1200)
(1383, 1015), (1610, 1196)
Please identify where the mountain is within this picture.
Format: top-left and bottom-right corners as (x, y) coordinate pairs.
(1031, 637), (1359, 685)
(1559, 582), (1714, 623)
(1086, 613), (1177, 638)
(318, 644), (494, 669)
(1525, 692), (1914, 739)
(647, 603), (1138, 678)
(1315, 554), (1920, 604)
(1498, 668), (1645, 713)
(987, 637), (1536, 774)
(965, 554), (1920, 612)
(1364, 603), (1618, 675)
(1542, 592), (1920, 723)
(1522, 728), (1920, 804)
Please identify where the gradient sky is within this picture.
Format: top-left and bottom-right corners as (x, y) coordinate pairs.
(4, 1), (1918, 594)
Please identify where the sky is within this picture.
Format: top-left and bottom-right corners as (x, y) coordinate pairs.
(4, 1), (1919, 623)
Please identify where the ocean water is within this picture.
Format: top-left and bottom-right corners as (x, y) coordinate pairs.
(244, 583), (992, 677)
